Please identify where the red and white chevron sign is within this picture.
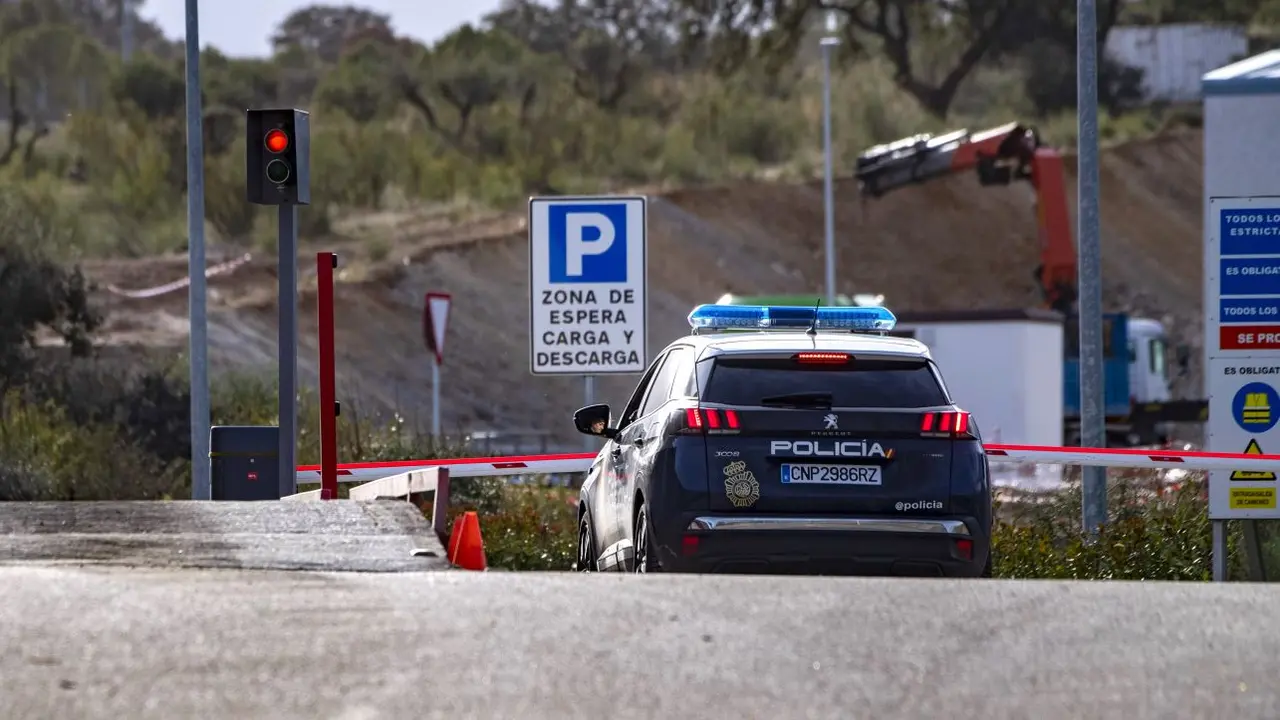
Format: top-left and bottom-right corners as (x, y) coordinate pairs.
(295, 444), (1280, 484)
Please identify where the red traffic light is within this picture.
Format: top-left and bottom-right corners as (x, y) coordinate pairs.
(265, 129), (289, 154)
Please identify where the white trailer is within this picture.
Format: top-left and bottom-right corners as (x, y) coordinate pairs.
(892, 309), (1065, 490)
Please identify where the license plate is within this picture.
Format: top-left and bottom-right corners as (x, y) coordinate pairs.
(780, 464), (882, 486)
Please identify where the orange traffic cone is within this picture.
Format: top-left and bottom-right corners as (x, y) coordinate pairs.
(447, 511), (487, 571)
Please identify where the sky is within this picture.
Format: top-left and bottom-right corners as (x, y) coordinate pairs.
(141, 1), (505, 57)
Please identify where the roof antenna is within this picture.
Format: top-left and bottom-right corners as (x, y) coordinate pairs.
(806, 297), (822, 337)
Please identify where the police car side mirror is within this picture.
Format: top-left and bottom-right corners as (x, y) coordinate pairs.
(574, 403), (616, 438)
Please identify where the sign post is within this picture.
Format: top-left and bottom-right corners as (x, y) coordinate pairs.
(1207, 197), (1280, 580)
(528, 196), (648, 452)
(1076, 0), (1108, 537)
(424, 292), (451, 438)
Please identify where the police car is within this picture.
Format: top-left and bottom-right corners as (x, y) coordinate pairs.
(572, 303), (993, 577)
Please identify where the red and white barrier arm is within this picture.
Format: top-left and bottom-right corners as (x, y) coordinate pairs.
(295, 452), (598, 483)
(295, 444), (1280, 484)
(983, 444), (1280, 472)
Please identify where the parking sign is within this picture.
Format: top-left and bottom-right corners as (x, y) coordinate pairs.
(529, 196), (647, 375)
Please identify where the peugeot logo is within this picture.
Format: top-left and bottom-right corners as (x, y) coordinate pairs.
(823, 413), (838, 430)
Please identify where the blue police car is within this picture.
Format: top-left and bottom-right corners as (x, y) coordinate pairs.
(572, 303), (993, 577)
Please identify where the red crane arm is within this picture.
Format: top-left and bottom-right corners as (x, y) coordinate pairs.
(853, 122), (1078, 314)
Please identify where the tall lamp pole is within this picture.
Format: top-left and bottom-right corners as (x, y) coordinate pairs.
(820, 12), (839, 305)
(185, 0), (210, 500)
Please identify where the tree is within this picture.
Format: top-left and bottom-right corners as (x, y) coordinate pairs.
(396, 26), (538, 155)
(674, 0), (1019, 119)
(314, 38), (399, 122)
(985, 0), (1137, 114)
(271, 4), (395, 64)
(0, 246), (99, 391)
(0, 13), (111, 166)
(487, 0), (690, 111)
(110, 52), (183, 120)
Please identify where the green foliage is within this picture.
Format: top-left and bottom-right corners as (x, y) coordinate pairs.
(112, 53), (184, 120)
(0, 188), (99, 388)
(993, 474), (1246, 580)
(0, 0), (1204, 262)
(441, 482), (579, 571)
(0, 390), (185, 501)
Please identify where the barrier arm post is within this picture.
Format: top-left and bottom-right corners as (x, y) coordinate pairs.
(317, 252), (339, 500)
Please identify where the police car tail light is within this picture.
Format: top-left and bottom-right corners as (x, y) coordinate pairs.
(794, 352), (850, 364)
(920, 410), (972, 438)
(681, 407), (740, 433)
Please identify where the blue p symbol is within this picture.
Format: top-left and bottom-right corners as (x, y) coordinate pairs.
(549, 203), (628, 283)
(565, 212), (614, 276)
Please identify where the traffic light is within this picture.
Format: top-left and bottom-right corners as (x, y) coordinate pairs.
(246, 108), (310, 206)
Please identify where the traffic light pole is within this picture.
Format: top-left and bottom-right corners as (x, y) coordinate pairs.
(245, 107), (309, 498)
(278, 205), (299, 499)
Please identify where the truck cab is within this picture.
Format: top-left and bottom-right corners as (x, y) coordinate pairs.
(1126, 318), (1173, 405)
(1063, 313), (1176, 444)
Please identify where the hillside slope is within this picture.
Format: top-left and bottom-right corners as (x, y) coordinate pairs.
(86, 130), (1204, 448)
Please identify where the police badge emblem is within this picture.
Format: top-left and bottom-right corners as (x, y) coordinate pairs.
(722, 460), (760, 508)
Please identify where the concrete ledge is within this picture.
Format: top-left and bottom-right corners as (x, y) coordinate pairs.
(348, 468), (451, 541)
(0, 501), (449, 571)
(281, 489), (322, 501)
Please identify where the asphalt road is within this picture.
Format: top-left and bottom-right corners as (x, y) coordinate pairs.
(2, 567), (1279, 720)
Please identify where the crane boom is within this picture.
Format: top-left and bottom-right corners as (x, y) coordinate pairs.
(853, 122), (1078, 315)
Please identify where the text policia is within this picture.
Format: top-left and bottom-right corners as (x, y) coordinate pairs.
(536, 288), (642, 368)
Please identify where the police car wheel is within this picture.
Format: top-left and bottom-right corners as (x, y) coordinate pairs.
(981, 553), (993, 578)
(633, 506), (659, 573)
(577, 513), (598, 572)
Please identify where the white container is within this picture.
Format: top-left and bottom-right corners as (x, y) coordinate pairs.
(893, 309), (1065, 490)
(1107, 23), (1248, 102)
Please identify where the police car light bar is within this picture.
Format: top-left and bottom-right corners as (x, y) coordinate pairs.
(686, 304), (897, 334)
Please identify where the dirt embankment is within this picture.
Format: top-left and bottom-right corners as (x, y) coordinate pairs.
(84, 129), (1205, 448)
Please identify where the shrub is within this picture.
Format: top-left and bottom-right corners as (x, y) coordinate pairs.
(994, 472), (1248, 581)
(0, 390), (185, 501)
(443, 481), (578, 571)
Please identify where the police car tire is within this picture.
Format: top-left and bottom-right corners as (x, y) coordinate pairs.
(577, 513), (598, 572)
(981, 553), (992, 578)
(633, 506), (660, 573)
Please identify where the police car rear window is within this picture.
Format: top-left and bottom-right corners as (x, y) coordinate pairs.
(702, 357), (948, 408)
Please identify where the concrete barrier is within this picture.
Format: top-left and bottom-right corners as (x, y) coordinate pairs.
(347, 468), (451, 541)
(0, 500), (449, 571)
(280, 489), (322, 501)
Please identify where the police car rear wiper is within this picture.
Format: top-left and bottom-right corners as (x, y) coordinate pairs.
(760, 391), (833, 408)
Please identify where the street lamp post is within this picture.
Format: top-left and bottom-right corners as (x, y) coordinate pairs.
(821, 13), (839, 306)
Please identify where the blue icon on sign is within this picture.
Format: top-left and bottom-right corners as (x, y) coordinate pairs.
(1233, 381), (1280, 433)
(548, 203), (628, 283)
